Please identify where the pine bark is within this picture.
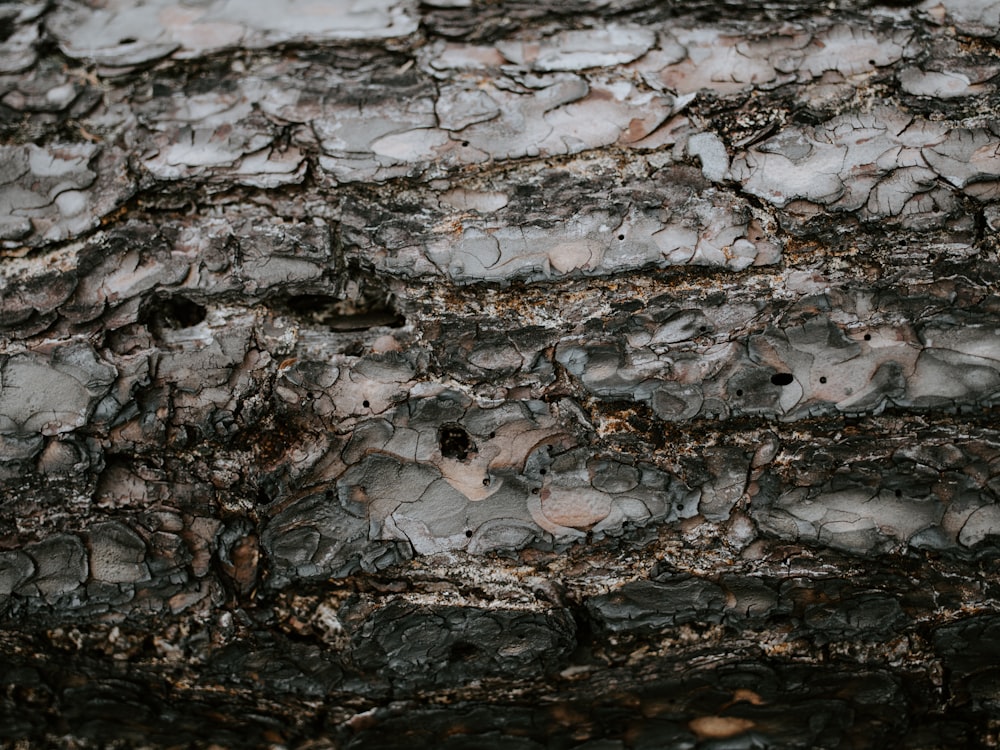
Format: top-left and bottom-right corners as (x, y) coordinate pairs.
(2, 0), (1000, 747)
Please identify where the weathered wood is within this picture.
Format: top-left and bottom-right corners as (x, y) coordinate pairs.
(2, 0), (1000, 746)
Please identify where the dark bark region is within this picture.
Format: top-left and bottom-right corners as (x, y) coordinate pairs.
(2, 0), (1000, 747)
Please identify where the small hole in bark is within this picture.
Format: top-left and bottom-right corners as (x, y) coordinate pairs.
(158, 297), (206, 328)
(465, 529), (473, 537)
(868, 59), (876, 65)
(819, 376), (827, 384)
(140, 295), (207, 335)
(770, 373), (794, 386)
(895, 489), (902, 498)
(482, 477), (490, 486)
(119, 37), (137, 45)
(439, 424), (475, 461)
(539, 468), (547, 475)
(362, 400), (370, 408)
(449, 641), (479, 662)
(488, 431), (496, 438)
(531, 487), (539, 495)
(736, 389), (744, 397)
(864, 333), (872, 341)
(461, 140), (469, 147)
(618, 234), (625, 240)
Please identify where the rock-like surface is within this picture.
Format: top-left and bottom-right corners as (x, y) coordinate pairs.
(2, 0), (1000, 747)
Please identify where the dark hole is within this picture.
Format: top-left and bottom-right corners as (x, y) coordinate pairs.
(868, 59), (876, 65)
(461, 141), (469, 147)
(362, 400), (370, 408)
(531, 488), (539, 495)
(159, 297), (206, 328)
(770, 373), (794, 386)
(864, 333), (872, 341)
(119, 37), (137, 45)
(618, 234), (625, 240)
(614, 301), (646, 317)
(482, 477), (490, 486)
(928, 253), (936, 261)
(152, 82), (171, 98)
(539, 468), (547, 475)
(488, 431), (496, 439)
(465, 529), (473, 538)
(439, 424), (475, 461)
(819, 376), (827, 384)
(140, 295), (207, 335)
(699, 325), (708, 332)
(449, 641), (480, 662)
(677, 504), (684, 511)
(736, 389), (744, 397)
(895, 489), (902, 498)
(309, 391), (319, 400)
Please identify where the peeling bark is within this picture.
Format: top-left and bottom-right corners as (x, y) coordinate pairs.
(3, 0), (1000, 747)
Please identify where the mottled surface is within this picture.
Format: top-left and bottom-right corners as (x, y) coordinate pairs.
(2, 0), (1000, 747)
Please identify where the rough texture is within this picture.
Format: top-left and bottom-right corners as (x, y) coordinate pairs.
(2, 0), (1000, 747)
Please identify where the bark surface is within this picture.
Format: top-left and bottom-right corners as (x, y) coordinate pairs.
(2, 0), (1000, 747)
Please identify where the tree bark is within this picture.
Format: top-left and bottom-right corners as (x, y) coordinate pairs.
(2, 0), (1000, 747)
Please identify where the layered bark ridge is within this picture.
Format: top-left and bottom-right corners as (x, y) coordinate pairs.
(3, 0), (1000, 746)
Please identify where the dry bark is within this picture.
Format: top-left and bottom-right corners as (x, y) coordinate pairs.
(2, 0), (1000, 747)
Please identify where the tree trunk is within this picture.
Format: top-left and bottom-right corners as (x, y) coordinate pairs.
(2, 0), (1000, 746)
